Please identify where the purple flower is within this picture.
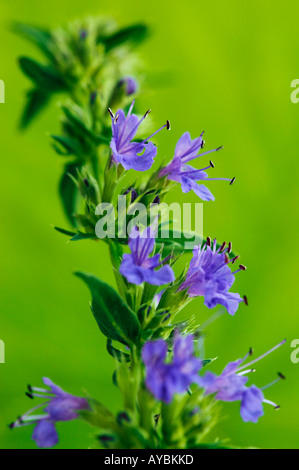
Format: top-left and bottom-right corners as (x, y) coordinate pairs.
(159, 131), (234, 201)
(118, 77), (138, 95)
(120, 225), (175, 286)
(179, 237), (246, 315)
(198, 340), (286, 423)
(198, 358), (249, 402)
(109, 100), (170, 171)
(10, 378), (89, 448)
(142, 333), (202, 403)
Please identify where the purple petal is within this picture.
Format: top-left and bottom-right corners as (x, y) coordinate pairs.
(240, 386), (265, 423)
(32, 420), (59, 448)
(143, 265), (175, 286)
(43, 378), (66, 397)
(190, 182), (215, 201)
(119, 255), (147, 284)
(121, 142), (157, 171)
(174, 132), (202, 160)
(142, 340), (167, 366)
(204, 291), (243, 315)
(45, 396), (88, 421)
(198, 372), (218, 394)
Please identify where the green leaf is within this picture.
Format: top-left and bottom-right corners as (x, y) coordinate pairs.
(155, 230), (203, 254)
(54, 226), (76, 237)
(14, 23), (55, 60)
(98, 24), (148, 51)
(61, 105), (101, 144)
(54, 227), (96, 242)
(19, 57), (66, 91)
(20, 88), (50, 129)
(70, 232), (96, 241)
(59, 162), (80, 227)
(51, 134), (82, 156)
(75, 272), (141, 346)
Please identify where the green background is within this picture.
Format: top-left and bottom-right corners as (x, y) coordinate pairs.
(0, 0), (298, 449)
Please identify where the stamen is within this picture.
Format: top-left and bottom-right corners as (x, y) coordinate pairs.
(236, 339), (287, 372)
(218, 241), (226, 253)
(127, 99), (135, 116)
(144, 109), (151, 118)
(206, 236), (212, 247)
(239, 264), (247, 270)
(204, 177), (232, 182)
(261, 372), (285, 391)
(263, 398), (280, 409)
(26, 392), (34, 399)
(182, 145), (224, 163)
(237, 369), (256, 376)
(230, 177), (236, 185)
(166, 120), (171, 130)
(141, 122), (168, 143)
(228, 242), (232, 253)
(243, 295), (248, 306)
(108, 108), (114, 119)
(114, 114), (119, 124)
(213, 238), (217, 251)
(226, 255), (239, 264)
(28, 385), (51, 394)
(201, 140), (205, 149)
(209, 160), (215, 168)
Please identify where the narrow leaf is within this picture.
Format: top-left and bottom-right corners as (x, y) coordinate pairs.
(14, 23), (55, 60)
(20, 88), (50, 129)
(59, 162), (80, 227)
(98, 24), (148, 51)
(19, 57), (66, 91)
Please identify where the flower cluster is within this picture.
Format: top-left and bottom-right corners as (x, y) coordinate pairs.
(143, 335), (285, 424)
(142, 333), (202, 403)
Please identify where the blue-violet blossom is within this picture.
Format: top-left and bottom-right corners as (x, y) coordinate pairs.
(10, 378), (89, 448)
(179, 237), (246, 315)
(159, 131), (234, 201)
(109, 100), (170, 171)
(120, 225), (175, 285)
(142, 333), (202, 403)
(198, 340), (286, 423)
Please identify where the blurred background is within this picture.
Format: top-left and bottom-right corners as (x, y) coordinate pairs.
(0, 0), (298, 449)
